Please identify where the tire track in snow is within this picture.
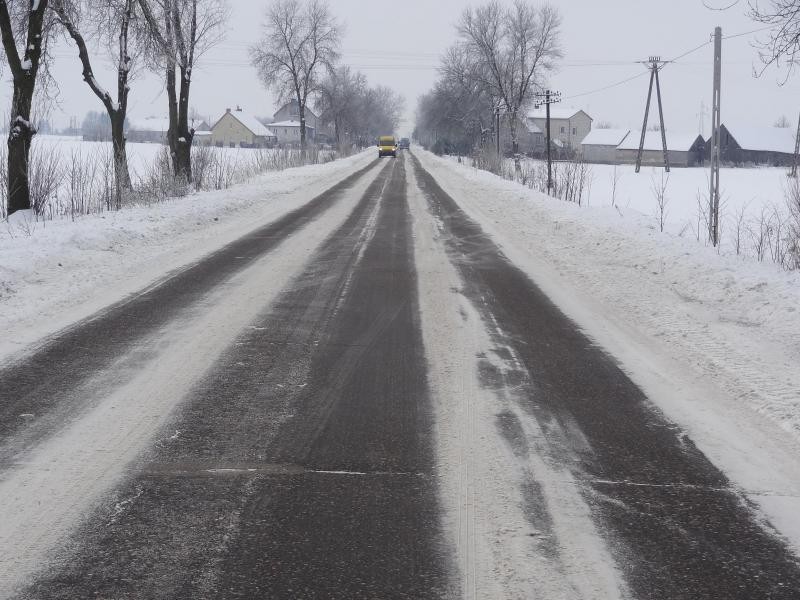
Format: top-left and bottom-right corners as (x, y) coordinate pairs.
(0, 159), (379, 465)
(406, 154), (626, 599)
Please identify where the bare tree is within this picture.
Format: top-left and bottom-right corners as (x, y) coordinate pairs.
(651, 170), (670, 232)
(316, 65), (365, 144)
(251, 0), (340, 150)
(748, 0), (800, 73)
(138, 0), (229, 183)
(775, 114), (792, 127)
(458, 0), (561, 175)
(0, 0), (52, 215)
(51, 0), (145, 207)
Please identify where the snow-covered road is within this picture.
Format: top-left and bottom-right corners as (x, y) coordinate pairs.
(1, 149), (799, 598)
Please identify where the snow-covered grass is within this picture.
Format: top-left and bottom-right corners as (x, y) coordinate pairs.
(0, 148), (375, 362)
(451, 154), (800, 270)
(420, 147), (800, 554)
(0, 136), (342, 221)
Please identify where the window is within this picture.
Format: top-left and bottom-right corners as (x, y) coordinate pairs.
(560, 126), (565, 133)
(572, 128), (577, 135)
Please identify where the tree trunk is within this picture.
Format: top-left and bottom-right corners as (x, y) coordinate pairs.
(165, 63), (180, 180)
(0, 0), (49, 217)
(299, 102), (307, 150)
(175, 65), (193, 183)
(7, 82), (35, 214)
(509, 109), (521, 177)
(110, 113), (130, 209)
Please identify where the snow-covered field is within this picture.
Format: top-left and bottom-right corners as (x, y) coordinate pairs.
(421, 148), (800, 555)
(1, 136), (334, 221)
(457, 155), (798, 263)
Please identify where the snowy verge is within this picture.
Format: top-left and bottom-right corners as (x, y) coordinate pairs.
(415, 149), (800, 550)
(0, 150), (374, 363)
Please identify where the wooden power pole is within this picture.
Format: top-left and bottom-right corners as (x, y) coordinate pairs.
(635, 57), (670, 173)
(709, 27), (722, 246)
(792, 111), (800, 178)
(534, 89), (561, 194)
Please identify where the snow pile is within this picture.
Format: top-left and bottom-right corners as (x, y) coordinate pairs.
(0, 149), (373, 362)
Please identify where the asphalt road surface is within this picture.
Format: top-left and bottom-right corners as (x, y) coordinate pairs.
(2, 151), (799, 599)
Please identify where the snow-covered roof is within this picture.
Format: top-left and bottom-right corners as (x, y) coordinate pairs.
(223, 110), (274, 137)
(725, 125), (796, 154)
(271, 120), (307, 128)
(127, 116), (170, 133)
(581, 128), (631, 147)
(525, 121), (543, 134)
(528, 107), (591, 121)
(618, 130), (704, 152)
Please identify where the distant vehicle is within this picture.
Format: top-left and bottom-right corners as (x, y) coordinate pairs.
(378, 136), (397, 158)
(398, 137), (410, 150)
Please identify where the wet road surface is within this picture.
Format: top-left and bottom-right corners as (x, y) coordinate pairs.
(2, 151), (800, 599)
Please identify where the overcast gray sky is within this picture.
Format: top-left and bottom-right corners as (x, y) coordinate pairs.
(7, 0), (799, 136)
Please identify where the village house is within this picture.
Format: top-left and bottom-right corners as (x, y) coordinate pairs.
(617, 130), (706, 167)
(580, 128), (631, 163)
(707, 124), (796, 166)
(210, 107), (277, 148)
(273, 100), (320, 141)
(270, 120), (315, 145)
(527, 107), (592, 151)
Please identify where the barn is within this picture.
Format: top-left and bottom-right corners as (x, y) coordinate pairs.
(617, 131), (706, 167)
(708, 124), (796, 166)
(580, 128), (630, 163)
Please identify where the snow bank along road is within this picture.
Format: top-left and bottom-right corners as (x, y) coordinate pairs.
(1, 151), (800, 598)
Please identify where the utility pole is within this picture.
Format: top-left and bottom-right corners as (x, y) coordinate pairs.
(635, 56), (670, 173)
(709, 27), (722, 246)
(791, 111), (800, 178)
(534, 89), (561, 194)
(495, 103), (501, 156)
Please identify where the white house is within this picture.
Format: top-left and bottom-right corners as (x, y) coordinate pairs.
(271, 120), (315, 145)
(527, 107), (592, 150)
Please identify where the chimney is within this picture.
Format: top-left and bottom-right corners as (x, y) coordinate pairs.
(236, 105), (242, 112)
(226, 108), (231, 113)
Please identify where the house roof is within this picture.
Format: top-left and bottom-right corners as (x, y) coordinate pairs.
(127, 116), (170, 133)
(272, 120), (314, 129)
(525, 120), (543, 134)
(581, 128), (631, 147)
(618, 130), (704, 152)
(222, 110), (274, 137)
(724, 125), (796, 154)
(528, 107), (591, 121)
(274, 100), (317, 120)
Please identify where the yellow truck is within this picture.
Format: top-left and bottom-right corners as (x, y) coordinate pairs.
(377, 136), (398, 158)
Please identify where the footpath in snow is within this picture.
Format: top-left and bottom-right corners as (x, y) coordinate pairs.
(416, 148), (800, 552)
(0, 150), (373, 363)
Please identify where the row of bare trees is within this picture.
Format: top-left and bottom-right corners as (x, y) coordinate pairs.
(250, 0), (403, 149)
(415, 0), (562, 174)
(0, 0), (228, 217)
